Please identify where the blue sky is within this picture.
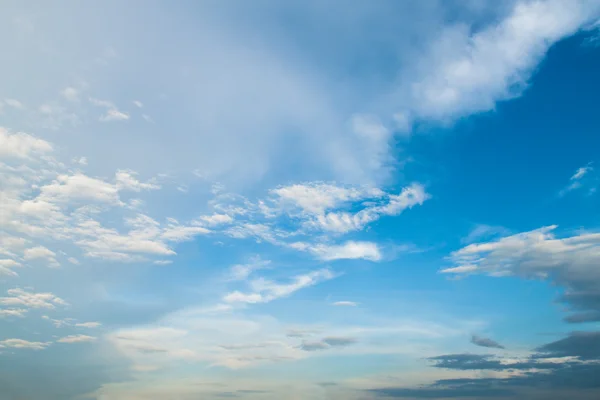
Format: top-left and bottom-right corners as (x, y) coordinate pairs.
(1, 1), (600, 399)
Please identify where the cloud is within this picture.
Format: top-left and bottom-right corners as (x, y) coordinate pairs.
(392, 0), (600, 126)
(57, 335), (97, 344)
(332, 301), (358, 307)
(23, 246), (59, 267)
(228, 257), (271, 281)
(0, 338), (50, 350)
(536, 331), (600, 360)
(299, 336), (357, 352)
(299, 340), (330, 351)
(0, 127), (53, 159)
(471, 335), (505, 349)
(133, 100), (143, 108)
(269, 182), (429, 234)
(369, 330), (600, 399)
(461, 224), (510, 244)
(74, 322), (102, 328)
(306, 241), (382, 261)
(560, 162), (596, 196)
(0, 259), (21, 277)
(0, 288), (68, 310)
(0, 308), (27, 318)
(89, 97), (130, 122)
(223, 268), (335, 304)
(441, 225), (600, 323)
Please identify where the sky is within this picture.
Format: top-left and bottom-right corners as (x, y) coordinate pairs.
(1, 0), (600, 399)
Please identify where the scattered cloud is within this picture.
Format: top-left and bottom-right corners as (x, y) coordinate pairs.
(471, 334), (505, 349)
(442, 225), (600, 323)
(89, 97), (130, 122)
(305, 241), (382, 261)
(133, 100), (143, 108)
(224, 268), (335, 305)
(560, 162), (596, 196)
(332, 301), (358, 307)
(0, 338), (50, 350)
(57, 334), (97, 343)
(0, 308), (27, 318)
(0, 288), (68, 310)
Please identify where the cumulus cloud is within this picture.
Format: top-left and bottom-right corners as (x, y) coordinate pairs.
(442, 225), (600, 323)
(0, 288), (68, 310)
(0, 127), (53, 159)
(393, 0), (600, 126)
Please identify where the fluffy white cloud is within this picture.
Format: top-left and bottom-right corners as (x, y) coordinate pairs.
(0, 288), (68, 310)
(305, 241), (382, 261)
(442, 225), (600, 323)
(0, 259), (21, 277)
(270, 182), (380, 215)
(394, 0), (600, 125)
(0, 127), (53, 159)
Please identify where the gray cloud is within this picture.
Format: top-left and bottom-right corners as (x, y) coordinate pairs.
(299, 336), (358, 351)
(471, 335), (505, 349)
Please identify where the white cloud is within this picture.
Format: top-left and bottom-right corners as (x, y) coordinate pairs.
(306, 241), (382, 261)
(197, 213), (233, 226)
(100, 109), (130, 122)
(224, 268), (335, 304)
(442, 225), (600, 322)
(270, 182), (379, 215)
(560, 163), (595, 196)
(0, 127), (53, 159)
(89, 97), (130, 122)
(0, 338), (50, 350)
(0, 308), (27, 317)
(57, 334), (97, 343)
(0, 259), (21, 277)
(0, 288), (68, 309)
(332, 301), (358, 307)
(23, 246), (56, 261)
(133, 100), (143, 108)
(394, 0), (600, 125)
(75, 322), (102, 328)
